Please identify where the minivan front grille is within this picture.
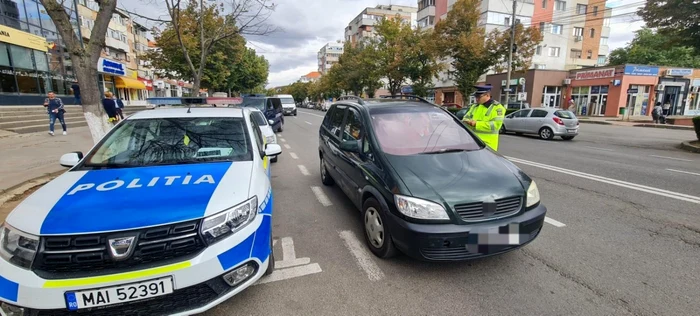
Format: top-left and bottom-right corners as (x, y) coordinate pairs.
(454, 196), (522, 222)
(33, 219), (206, 278)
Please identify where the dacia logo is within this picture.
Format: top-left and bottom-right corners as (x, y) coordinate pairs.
(67, 175), (216, 195)
(108, 236), (136, 260)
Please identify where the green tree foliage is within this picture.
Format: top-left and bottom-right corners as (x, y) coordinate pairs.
(373, 16), (416, 96)
(490, 23), (544, 74)
(404, 28), (444, 97)
(607, 28), (700, 68)
(217, 48), (270, 94)
(638, 0), (700, 52)
(283, 81), (311, 103)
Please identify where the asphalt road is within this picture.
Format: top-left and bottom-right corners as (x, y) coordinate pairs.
(206, 108), (700, 316)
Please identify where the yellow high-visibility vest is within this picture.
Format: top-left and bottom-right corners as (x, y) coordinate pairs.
(462, 100), (506, 151)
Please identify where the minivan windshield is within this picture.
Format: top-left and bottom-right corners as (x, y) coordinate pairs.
(370, 107), (481, 156)
(240, 98), (265, 110)
(83, 117), (252, 168)
(280, 97), (295, 105)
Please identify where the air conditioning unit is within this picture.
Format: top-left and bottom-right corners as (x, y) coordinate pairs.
(563, 79), (572, 85)
(574, 36), (583, 42)
(656, 84), (665, 91)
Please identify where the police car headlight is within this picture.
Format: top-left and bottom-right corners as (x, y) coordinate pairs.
(265, 136), (275, 144)
(526, 181), (541, 208)
(0, 223), (39, 269)
(394, 195), (449, 221)
(201, 196), (258, 244)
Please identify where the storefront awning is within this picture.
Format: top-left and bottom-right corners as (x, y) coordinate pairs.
(115, 76), (147, 90)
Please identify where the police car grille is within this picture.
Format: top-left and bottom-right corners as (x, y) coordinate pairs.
(454, 196), (522, 222)
(33, 219), (206, 278)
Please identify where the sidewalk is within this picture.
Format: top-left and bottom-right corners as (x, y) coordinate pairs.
(579, 116), (694, 130)
(0, 127), (93, 193)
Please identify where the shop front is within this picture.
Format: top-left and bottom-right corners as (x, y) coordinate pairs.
(657, 68), (692, 116)
(566, 65), (658, 117)
(486, 69), (568, 108)
(688, 77), (700, 116)
(97, 57), (145, 101)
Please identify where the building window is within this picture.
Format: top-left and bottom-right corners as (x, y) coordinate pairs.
(542, 0), (547, 9)
(10, 46), (34, 69)
(587, 50), (593, 59)
(536, 45), (542, 55)
(539, 22), (546, 35)
(573, 27), (583, 36)
(549, 47), (560, 57)
(590, 28), (595, 38)
(504, 17), (511, 26)
(551, 24), (563, 35)
(593, 6), (598, 16)
(535, 64), (546, 69)
(555, 0), (566, 11)
(577, 4), (587, 14)
(597, 55), (607, 65)
(600, 37), (608, 45)
(570, 50), (582, 59)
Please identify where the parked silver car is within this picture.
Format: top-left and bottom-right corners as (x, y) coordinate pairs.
(502, 108), (579, 140)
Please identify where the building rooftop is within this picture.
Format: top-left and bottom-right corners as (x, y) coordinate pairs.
(303, 72), (322, 79)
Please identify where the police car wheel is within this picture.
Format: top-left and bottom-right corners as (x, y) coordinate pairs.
(265, 237), (275, 276)
(320, 156), (334, 186)
(362, 197), (398, 259)
(539, 127), (554, 140)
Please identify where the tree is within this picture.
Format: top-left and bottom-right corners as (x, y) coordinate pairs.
(638, 0), (700, 52)
(217, 48), (269, 94)
(607, 28), (700, 68)
(40, 0), (117, 143)
(435, 0), (497, 104)
(490, 23), (543, 74)
(133, 0), (275, 95)
(404, 29), (444, 97)
(373, 16), (416, 96)
(283, 81), (311, 103)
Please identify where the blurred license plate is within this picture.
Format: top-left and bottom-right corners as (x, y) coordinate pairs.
(567, 129), (577, 133)
(65, 277), (173, 310)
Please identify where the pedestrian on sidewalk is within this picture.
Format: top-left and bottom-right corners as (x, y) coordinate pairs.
(102, 92), (119, 124)
(115, 97), (125, 119)
(652, 102), (663, 124)
(43, 91), (67, 136)
(70, 81), (81, 105)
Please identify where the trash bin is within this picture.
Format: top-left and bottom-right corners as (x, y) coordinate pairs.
(619, 107), (626, 116)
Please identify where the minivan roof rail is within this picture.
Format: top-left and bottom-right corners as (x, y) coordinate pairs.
(337, 95), (365, 105)
(376, 94), (434, 105)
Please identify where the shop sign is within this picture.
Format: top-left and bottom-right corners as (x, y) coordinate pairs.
(665, 68), (692, 77)
(97, 58), (126, 76)
(501, 79), (520, 86)
(178, 80), (185, 86)
(623, 65), (659, 76)
(138, 77), (154, 91)
(627, 88), (638, 94)
(575, 68), (615, 80)
(0, 24), (49, 52)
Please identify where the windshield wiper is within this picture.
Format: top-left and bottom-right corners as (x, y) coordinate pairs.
(420, 148), (469, 154)
(82, 162), (137, 169)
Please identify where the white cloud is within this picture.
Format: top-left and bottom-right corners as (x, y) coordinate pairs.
(606, 0), (646, 50)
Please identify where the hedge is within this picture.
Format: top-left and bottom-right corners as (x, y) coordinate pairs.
(693, 116), (700, 141)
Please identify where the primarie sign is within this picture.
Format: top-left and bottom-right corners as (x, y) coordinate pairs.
(575, 68), (615, 80)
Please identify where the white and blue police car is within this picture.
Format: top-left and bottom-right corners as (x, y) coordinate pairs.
(0, 100), (281, 315)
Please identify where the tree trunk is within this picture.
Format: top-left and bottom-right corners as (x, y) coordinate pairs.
(74, 55), (112, 144)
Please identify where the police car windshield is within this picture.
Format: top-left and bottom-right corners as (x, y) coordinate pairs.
(82, 117), (253, 168)
(240, 98), (265, 110)
(370, 107), (481, 156)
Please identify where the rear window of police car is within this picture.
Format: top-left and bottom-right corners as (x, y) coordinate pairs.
(85, 117), (253, 167)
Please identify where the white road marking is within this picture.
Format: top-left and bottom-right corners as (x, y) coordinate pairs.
(305, 121), (313, 125)
(298, 110), (325, 118)
(290, 152), (299, 159)
(276, 133), (281, 137)
(666, 169), (700, 177)
(281, 237), (296, 261)
(298, 165), (310, 176)
(339, 230), (385, 281)
(283, 144), (291, 149)
(507, 156), (700, 205)
(280, 138), (286, 142)
(649, 155), (693, 162)
(310, 186), (333, 206)
(545, 217), (566, 227)
(582, 146), (614, 152)
(256, 263), (322, 285)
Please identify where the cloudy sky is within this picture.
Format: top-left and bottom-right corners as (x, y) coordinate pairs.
(122, 0), (645, 88)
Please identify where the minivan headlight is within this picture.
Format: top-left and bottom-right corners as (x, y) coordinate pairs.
(0, 223), (39, 269)
(265, 135), (276, 144)
(201, 196), (258, 244)
(394, 195), (449, 220)
(526, 181), (541, 208)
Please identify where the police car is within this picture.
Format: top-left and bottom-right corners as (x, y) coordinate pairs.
(0, 99), (281, 315)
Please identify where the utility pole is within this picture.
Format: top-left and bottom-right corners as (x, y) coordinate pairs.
(504, 0), (517, 105)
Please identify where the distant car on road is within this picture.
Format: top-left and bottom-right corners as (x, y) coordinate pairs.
(503, 108), (579, 140)
(240, 95), (285, 132)
(318, 96), (547, 261)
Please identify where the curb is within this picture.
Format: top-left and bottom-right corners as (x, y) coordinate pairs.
(0, 170), (65, 208)
(578, 120), (613, 125)
(680, 141), (700, 153)
(633, 124), (694, 130)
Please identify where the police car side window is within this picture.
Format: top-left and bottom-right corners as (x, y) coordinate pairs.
(249, 116), (265, 157)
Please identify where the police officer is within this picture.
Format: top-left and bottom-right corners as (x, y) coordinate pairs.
(462, 85), (506, 151)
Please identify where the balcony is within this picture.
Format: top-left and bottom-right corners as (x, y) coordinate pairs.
(417, 6), (435, 21)
(105, 36), (129, 52)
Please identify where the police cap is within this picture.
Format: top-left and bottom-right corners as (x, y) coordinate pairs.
(472, 84), (492, 96)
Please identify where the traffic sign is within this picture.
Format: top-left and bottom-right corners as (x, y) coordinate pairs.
(519, 78), (526, 86)
(517, 92), (527, 101)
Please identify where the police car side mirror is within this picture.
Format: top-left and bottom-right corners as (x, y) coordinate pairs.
(264, 144), (282, 157)
(60, 151), (83, 167)
(268, 119), (275, 125)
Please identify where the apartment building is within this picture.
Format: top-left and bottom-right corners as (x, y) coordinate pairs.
(0, 0), (80, 105)
(344, 5), (418, 45)
(317, 42), (344, 74)
(131, 21), (155, 100)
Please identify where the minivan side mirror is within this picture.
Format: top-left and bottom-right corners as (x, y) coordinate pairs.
(60, 151), (83, 167)
(339, 140), (361, 153)
(264, 144), (282, 157)
(268, 119), (274, 125)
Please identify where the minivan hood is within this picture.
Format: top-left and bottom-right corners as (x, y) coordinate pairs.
(6, 162), (252, 235)
(385, 150), (526, 207)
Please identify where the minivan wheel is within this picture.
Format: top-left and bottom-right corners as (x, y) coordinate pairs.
(320, 157), (334, 186)
(278, 125), (283, 133)
(539, 127), (554, 140)
(362, 198), (397, 259)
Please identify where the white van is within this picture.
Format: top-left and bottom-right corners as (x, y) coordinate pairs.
(274, 94), (297, 116)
